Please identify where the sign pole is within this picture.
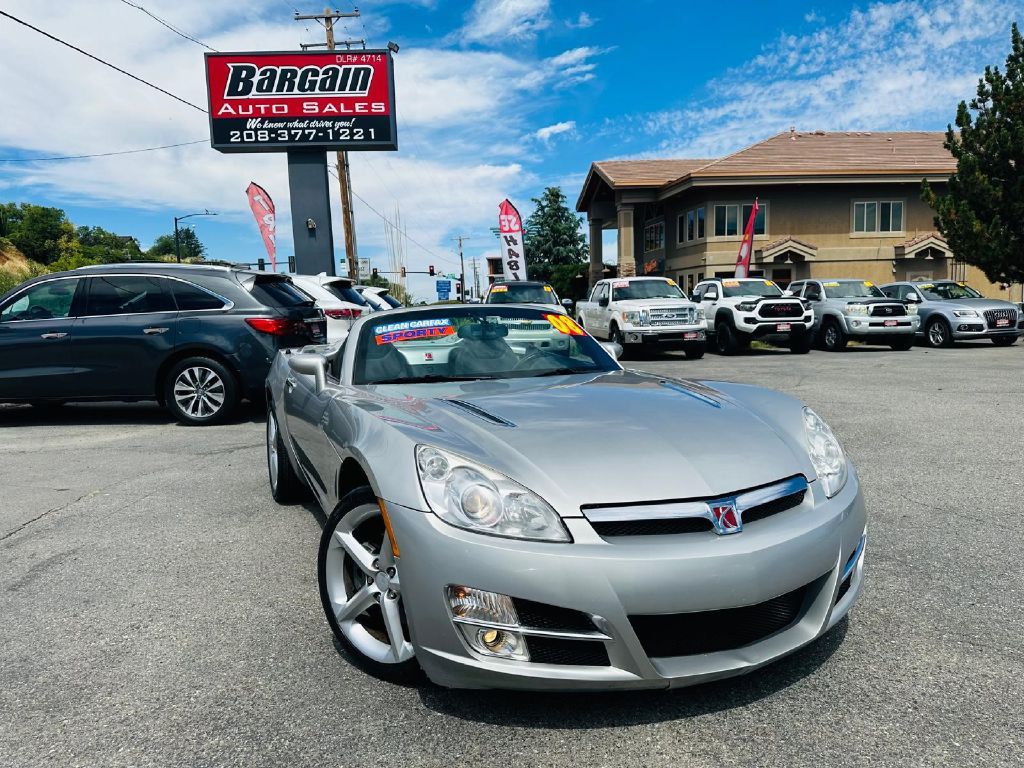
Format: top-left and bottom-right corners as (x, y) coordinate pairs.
(286, 151), (336, 275)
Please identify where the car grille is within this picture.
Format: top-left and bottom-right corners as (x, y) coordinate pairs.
(584, 478), (806, 538)
(526, 636), (611, 666)
(512, 598), (598, 634)
(648, 307), (695, 326)
(757, 301), (803, 318)
(984, 308), (1018, 329)
(628, 583), (810, 658)
(869, 303), (907, 317)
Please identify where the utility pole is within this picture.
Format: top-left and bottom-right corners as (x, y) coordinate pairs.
(452, 235), (469, 302)
(294, 7), (363, 280)
(471, 258), (480, 301)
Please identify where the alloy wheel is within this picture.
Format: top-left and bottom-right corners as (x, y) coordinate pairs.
(824, 324), (838, 349)
(324, 503), (413, 664)
(927, 320), (948, 347)
(267, 411), (280, 492)
(173, 366), (225, 419)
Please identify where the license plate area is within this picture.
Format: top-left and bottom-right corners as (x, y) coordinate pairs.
(776, 323), (792, 332)
(996, 318), (1010, 327)
(684, 331), (699, 340)
(883, 319), (898, 327)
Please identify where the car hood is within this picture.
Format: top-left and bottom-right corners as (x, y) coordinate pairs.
(831, 297), (901, 305)
(925, 297), (1018, 311)
(357, 371), (812, 513)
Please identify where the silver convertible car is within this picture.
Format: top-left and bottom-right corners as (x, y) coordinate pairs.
(265, 304), (866, 690)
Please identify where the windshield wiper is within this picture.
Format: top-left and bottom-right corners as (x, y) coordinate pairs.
(530, 367), (595, 377)
(367, 374), (500, 385)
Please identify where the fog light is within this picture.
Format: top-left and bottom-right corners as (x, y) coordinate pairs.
(457, 623), (529, 660)
(446, 585), (518, 625)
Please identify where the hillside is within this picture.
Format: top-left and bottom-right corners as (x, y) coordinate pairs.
(0, 238), (30, 274)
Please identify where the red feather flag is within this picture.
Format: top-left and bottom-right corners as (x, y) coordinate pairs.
(735, 198), (759, 278)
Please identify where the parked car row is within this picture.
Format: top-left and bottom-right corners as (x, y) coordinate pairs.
(0, 263), (404, 424)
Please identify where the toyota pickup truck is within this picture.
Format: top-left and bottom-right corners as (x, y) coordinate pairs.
(692, 277), (814, 355)
(786, 279), (919, 351)
(575, 276), (706, 358)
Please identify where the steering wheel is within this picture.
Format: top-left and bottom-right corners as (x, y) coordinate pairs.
(23, 305), (54, 320)
(512, 348), (562, 371)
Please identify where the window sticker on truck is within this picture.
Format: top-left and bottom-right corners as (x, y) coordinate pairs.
(490, 285), (508, 292)
(613, 281), (629, 289)
(723, 280), (740, 287)
(824, 282), (840, 287)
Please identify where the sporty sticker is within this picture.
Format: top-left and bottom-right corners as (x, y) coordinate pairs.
(544, 314), (585, 336)
(375, 318), (455, 345)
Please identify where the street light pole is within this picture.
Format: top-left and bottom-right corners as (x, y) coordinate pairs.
(172, 210), (217, 263)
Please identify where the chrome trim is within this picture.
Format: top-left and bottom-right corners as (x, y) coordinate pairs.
(582, 475), (809, 531)
(450, 616), (610, 642)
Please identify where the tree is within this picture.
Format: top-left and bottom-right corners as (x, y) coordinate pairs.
(4, 204), (73, 265)
(924, 23), (1024, 284)
(77, 226), (143, 263)
(148, 229), (206, 261)
(523, 187), (589, 299)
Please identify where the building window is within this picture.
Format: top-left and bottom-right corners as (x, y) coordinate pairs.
(686, 210), (695, 241)
(713, 203), (766, 238)
(644, 220), (665, 252)
(854, 200), (903, 233)
(677, 207), (706, 244)
(697, 207), (705, 239)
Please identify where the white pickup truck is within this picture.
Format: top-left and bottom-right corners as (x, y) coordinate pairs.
(576, 276), (706, 358)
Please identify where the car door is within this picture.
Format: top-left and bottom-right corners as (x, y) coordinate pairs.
(0, 276), (85, 399)
(74, 275), (179, 397)
(282, 362), (340, 504)
(803, 281), (825, 328)
(593, 282), (611, 336)
(699, 282), (720, 332)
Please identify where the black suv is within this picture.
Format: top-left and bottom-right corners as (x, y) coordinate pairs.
(0, 263), (326, 424)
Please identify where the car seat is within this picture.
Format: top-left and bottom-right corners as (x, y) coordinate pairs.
(362, 342), (413, 382)
(448, 323), (519, 376)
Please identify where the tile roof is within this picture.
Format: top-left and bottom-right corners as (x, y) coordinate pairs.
(761, 235), (818, 252)
(592, 159), (715, 187)
(899, 231), (949, 248)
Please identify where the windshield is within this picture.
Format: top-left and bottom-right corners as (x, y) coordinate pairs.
(486, 284), (558, 305)
(249, 277), (314, 307)
(822, 280), (885, 299)
(352, 307), (617, 385)
(719, 279), (784, 298)
(378, 293), (402, 308)
(918, 282), (983, 300)
(611, 279), (684, 301)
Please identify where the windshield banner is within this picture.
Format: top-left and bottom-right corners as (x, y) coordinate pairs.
(498, 199), (528, 281)
(375, 318), (454, 345)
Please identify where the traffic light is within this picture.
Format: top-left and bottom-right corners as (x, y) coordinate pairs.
(455, 281), (462, 299)
(372, 267), (378, 279)
(400, 266), (407, 278)
(428, 265), (435, 276)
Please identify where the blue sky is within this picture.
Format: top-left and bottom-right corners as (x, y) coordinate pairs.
(0, 0), (1020, 298)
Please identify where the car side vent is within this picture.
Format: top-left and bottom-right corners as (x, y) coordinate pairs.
(441, 399), (516, 427)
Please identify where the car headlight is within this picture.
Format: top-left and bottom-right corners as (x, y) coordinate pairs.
(905, 303), (918, 315)
(844, 304), (868, 316)
(695, 307), (705, 322)
(802, 408), (848, 498)
(415, 445), (570, 542)
(952, 309), (978, 317)
(736, 301), (758, 312)
(621, 311), (642, 326)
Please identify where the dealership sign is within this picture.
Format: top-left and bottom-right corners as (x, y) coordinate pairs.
(204, 50), (397, 153)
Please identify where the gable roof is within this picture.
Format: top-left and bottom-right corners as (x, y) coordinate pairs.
(577, 130), (955, 211)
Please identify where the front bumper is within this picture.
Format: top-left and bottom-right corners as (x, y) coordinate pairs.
(735, 314), (814, 338)
(945, 322), (1021, 340)
(840, 314), (920, 337)
(620, 326), (706, 345)
(384, 472), (866, 690)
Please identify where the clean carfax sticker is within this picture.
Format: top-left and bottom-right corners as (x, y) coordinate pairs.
(375, 318), (454, 345)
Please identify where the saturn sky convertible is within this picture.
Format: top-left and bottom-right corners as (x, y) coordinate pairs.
(265, 304), (866, 690)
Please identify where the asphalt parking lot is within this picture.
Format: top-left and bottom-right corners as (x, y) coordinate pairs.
(1, 341), (1022, 768)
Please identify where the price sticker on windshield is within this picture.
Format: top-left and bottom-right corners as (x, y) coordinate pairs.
(723, 279), (740, 287)
(824, 281), (840, 287)
(864, 281), (874, 287)
(544, 314), (585, 336)
(490, 285), (508, 292)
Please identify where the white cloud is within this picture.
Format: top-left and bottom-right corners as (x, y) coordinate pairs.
(567, 11), (596, 29)
(534, 121), (576, 143)
(613, 0), (1018, 159)
(460, 0), (551, 44)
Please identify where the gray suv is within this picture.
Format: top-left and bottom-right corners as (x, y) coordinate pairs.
(879, 280), (1021, 348)
(786, 279), (918, 351)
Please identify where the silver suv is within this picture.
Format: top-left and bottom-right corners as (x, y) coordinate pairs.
(879, 280), (1021, 348)
(786, 279), (919, 351)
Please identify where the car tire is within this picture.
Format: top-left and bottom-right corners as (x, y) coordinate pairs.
(789, 333), (812, 354)
(821, 318), (848, 351)
(715, 320), (738, 355)
(925, 317), (953, 348)
(163, 356), (238, 425)
(266, 404), (307, 503)
(889, 336), (915, 351)
(991, 335), (1017, 347)
(318, 486), (421, 684)
(683, 341), (706, 360)
(611, 324), (631, 359)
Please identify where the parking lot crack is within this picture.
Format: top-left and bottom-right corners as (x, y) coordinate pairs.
(0, 491), (96, 543)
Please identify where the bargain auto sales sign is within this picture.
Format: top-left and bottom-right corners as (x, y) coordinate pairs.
(204, 50), (397, 152)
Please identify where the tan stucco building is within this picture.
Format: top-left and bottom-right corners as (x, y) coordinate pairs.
(576, 130), (1017, 299)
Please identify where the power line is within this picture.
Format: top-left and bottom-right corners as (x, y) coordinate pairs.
(117, 0), (217, 51)
(330, 166), (459, 267)
(0, 10), (207, 114)
(0, 139), (207, 163)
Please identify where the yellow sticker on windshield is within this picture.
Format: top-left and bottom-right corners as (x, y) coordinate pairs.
(824, 281), (840, 287)
(543, 285), (553, 291)
(490, 285), (508, 292)
(958, 281), (968, 286)
(545, 314), (584, 336)
(864, 281), (874, 286)
(723, 280), (740, 287)
(667, 279), (678, 287)
(919, 284), (933, 289)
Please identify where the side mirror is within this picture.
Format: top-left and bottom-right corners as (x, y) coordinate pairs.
(288, 352), (327, 393)
(704, 290), (719, 301)
(905, 293), (920, 303)
(561, 298), (573, 308)
(600, 341), (622, 361)
(782, 289), (794, 297)
(598, 296), (609, 307)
